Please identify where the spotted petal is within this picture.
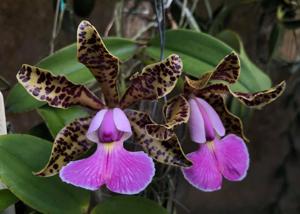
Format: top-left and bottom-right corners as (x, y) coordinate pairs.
(35, 116), (93, 176)
(77, 20), (119, 107)
(200, 93), (248, 142)
(230, 81), (286, 109)
(163, 95), (190, 127)
(120, 54), (183, 108)
(17, 65), (104, 110)
(126, 110), (191, 167)
(145, 124), (174, 140)
(184, 72), (213, 92)
(210, 52), (240, 84)
(146, 95), (190, 141)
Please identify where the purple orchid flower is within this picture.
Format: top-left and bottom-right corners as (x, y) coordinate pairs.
(182, 96), (249, 191)
(17, 20), (191, 194)
(179, 53), (285, 191)
(59, 108), (155, 194)
(149, 52), (285, 192)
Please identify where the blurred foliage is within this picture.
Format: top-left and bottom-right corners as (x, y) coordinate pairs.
(0, 189), (18, 212)
(92, 196), (168, 214)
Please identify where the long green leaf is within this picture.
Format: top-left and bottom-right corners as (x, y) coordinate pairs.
(6, 38), (138, 113)
(0, 134), (90, 214)
(38, 106), (89, 137)
(0, 189), (18, 212)
(145, 29), (271, 93)
(92, 196), (168, 214)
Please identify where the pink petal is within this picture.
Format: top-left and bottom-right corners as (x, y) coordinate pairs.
(182, 144), (222, 192)
(87, 109), (108, 142)
(98, 110), (122, 142)
(106, 148), (155, 194)
(188, 98), (206, 143)
(215, 134), (249, 181)
(59, 141), (155, 194)
(113, 108), (132, 140)
(59, 145), (106, 190)
(195, 97), (225, 137)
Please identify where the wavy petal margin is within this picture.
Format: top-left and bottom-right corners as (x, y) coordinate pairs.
(210, 52), (240, 84)
(184, 72), (212, 92)
(146, 95), (190, 141)
(120, 54), (182, 108)
(230, 81), (286, 109)
(35, 116), (93, 176)
(126, 110), (191, 167)
(17, 64), (104, 110)
(188, 81), (286, 110)
(200, 93), (249, 142)
(77, 20), (119, 107)
(164, 95), (190, 127)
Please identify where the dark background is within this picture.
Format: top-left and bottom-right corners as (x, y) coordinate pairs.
(0, 1), (299, 213)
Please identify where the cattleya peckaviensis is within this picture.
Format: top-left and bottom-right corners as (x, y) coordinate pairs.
(16, 20), (192, 194)
(146, 53), (286, 191)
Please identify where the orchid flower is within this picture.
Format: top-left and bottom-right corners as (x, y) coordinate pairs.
(146, 53), (286, 191)
(16, 20), (191, 194)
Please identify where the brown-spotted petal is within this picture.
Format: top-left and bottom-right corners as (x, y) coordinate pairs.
(184, 72), (213, 93)
(230, 81), (286, 109)
(17, 65), (104, 110)
(77, 20), (119, 107)
(210, 52), (240, 84)
(35, 116), (93, 177)
(163, 95), (190, 128)
(145, 95), (189, 141)
(145, 124), (175, 140)
(120, 54), (183, 108)
(195, 83), (229, 96)
(200, 93), (249, 142)
(126, 110), (192, 167)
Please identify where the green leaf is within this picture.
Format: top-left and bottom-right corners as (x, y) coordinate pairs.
(6, 38), (138, 113)
(0, 134), (90, 214)
(38, 106), (89, 137)
(92, 196), (168, 214)
(0, 189), (18, 211)
(145, 29), (271, 93)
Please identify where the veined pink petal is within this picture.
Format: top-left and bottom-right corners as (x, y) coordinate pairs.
(182, 143), (222, 192)
(195, 97), (225, 138)
(87, 109), (108, 142)
(59, 144), (106, 190)
(215, 134), (249, 181)
(113, 108), (132, 141)
(59, 141), (155, 194)
(188, 98), (206, 143)
(106, 147), (155, 194)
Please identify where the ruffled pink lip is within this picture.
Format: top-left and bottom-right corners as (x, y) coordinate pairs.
(182, 134), (249, 192)
(60, 107), (155, 194)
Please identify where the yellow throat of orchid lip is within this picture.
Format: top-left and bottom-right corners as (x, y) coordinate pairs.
(103, 142), (116, 152)
(206, 141), (215, 151)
